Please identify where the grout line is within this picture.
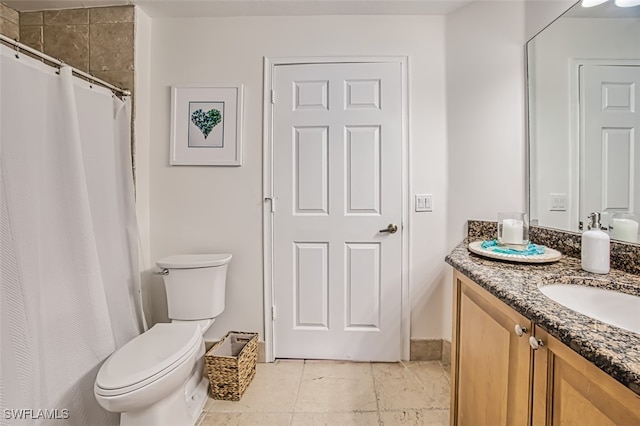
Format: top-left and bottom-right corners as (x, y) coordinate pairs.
(370, 362), (383, 425)
(402, 359), (428, 392)
(288, 359), (306, 425)
(438, 360), (452, 385)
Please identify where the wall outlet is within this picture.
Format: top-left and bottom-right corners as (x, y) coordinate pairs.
(415, 194), (433, 212)
(550, 193), (567, 211)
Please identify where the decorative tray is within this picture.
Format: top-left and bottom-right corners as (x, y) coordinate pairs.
(468, 240), (562, 264)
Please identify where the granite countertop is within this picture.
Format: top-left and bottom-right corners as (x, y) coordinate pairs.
(445, 239), (640, 396)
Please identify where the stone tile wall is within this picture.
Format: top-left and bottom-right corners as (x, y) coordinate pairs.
(18, 6), (134, 92)
(0, 4), (19, 40)
(17, 6), (137, 175)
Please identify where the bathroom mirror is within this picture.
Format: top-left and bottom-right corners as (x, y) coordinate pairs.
(527, 1), (640, 242)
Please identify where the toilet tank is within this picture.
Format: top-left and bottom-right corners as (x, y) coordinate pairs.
(156, 254), (232, 321)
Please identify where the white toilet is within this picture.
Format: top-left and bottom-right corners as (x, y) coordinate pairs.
(94, 253), (232, 426)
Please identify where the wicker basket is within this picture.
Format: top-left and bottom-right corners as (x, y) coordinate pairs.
(205, 331), (258, 401)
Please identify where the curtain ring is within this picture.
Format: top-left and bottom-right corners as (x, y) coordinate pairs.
(55, 59), (64, 75)
(14, 41), (19, 59)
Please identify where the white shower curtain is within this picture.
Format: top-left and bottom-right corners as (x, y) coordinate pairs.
(0, 45), (142, 425)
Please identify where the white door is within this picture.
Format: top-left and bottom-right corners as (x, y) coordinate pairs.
(581, 64), (640, 226)
(271, 61), (403, 361)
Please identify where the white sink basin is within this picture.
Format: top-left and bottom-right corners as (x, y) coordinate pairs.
(538, 284), (640, 334)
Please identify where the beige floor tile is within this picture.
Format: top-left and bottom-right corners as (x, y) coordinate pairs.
(402, 361), (444, 381)
(443, 365), (451, 384)
(379, 409), (450, 426)
(291, 411), (380, 425)
(294, 361), (378, 412)
(254, 359), (305, 381)
(197, 360), (451, 424)
(199, 411), (292, 426)
(372, 363), (430, 411)
(205, 360), (304, 413)
(403, 362), (450, 409)
(301, 360), (372, 376)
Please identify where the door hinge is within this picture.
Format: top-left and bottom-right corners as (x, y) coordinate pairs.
(265, 197), (275, 213)
(271, 305), (276, 321)
(271, 89), (275, 104)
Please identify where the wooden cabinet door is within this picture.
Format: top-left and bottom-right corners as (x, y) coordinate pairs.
(452, 271), (533, 426)
(532, 327), (640, 426)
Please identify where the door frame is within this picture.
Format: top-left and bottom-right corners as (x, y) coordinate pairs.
(262, 56), (410, 362)
(570, 58), (640, 230)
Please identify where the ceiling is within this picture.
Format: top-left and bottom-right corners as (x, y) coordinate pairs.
(3, 0), (476, 17)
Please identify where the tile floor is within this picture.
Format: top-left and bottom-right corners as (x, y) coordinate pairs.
(197, 360), (450, 425)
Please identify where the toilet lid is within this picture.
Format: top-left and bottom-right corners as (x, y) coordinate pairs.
(96, 323), (201, 391)
(156, 254), (232, 269)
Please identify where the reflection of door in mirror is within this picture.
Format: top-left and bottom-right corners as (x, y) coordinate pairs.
(527, 2), (640, 238)
(580, 64), (640, 231)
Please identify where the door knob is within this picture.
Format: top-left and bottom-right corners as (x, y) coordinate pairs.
(379, 223), (398, 234)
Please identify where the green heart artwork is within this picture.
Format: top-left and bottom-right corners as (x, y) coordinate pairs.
(191, 108), (222, 139)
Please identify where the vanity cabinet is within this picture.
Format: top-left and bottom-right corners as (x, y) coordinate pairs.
(451, 270), (640, 426)
(531, 327), (640, 426)
(451, 271), (533, 426)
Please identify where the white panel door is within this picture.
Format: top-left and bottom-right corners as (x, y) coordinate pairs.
(272, 62), (403, 361)
(581, 65), (640, 226)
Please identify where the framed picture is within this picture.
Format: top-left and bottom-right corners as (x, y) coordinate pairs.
(170, 84), (243, 166)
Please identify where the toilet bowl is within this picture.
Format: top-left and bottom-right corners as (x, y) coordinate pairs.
(95, 253), (232, 426)
(95, 323), (206, 425)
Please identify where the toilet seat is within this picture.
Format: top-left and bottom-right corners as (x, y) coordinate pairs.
(95, 323), (201, 397)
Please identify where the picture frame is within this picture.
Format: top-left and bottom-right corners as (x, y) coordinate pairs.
(170, 84), (243, 166)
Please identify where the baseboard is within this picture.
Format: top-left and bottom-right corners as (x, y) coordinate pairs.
(442, 340), (451, 366)
(410, 338), (451, 363)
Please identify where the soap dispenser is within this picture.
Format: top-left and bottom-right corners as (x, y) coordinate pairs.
(581, 212), (610, 274)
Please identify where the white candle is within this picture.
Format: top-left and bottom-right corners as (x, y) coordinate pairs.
(502, 219), (524, 244)
(611, 218), (639, 243)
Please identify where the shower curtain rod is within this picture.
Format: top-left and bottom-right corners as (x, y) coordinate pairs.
(0, 34), (132, 97)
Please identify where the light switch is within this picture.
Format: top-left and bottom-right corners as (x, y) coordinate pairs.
(550, 193), (567, 211)
(415, 194), (433, 212)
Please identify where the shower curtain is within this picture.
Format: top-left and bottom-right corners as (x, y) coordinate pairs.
(0, 44), (142, 425)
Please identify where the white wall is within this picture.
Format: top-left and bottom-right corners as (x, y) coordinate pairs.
(445, 1), (529, 342)
(529, 17), (640, 231)
(136, 1), (578, 345)
(442, 0), (572, 339)
(447, 2), (527, 237)
(146, 15), (448, 342)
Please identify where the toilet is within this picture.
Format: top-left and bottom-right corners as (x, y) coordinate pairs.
(94, 253), (232, 426)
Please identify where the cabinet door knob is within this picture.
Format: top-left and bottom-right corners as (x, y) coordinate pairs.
(529, 336), (544, 350)
(514, 324), (528, 337)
